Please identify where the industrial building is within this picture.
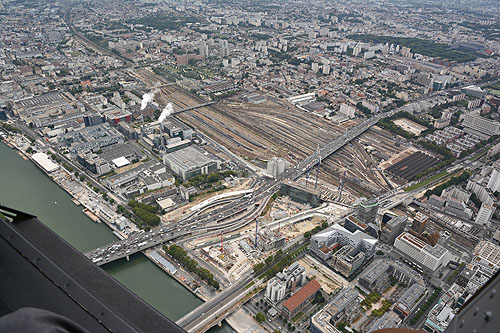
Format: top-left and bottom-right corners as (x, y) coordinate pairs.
(279, 180), (322, 207)
(118, 121), (139, 140)
(393, 283), (427, 318)
(385, 152), (440, 181)
(99, 142), (146, 165)
(77, 151), (111, 175)
(13, 91), (79, 127)
(163, 145), (220, 180)
(266, 157), (290, 178)
(84, 114), (105, 127)
(161, 118), (193, 140)
(380, 215), (407, 245)
(310, 287), (360, 333)
(394, 232), (450, 271)
(103, 107), (132, 125)
(282, 279), (321, 319)
(60, 123), (125, 154)
(106, 161), (174, 197)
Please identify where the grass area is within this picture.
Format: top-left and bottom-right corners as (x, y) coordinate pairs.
(259, 242), (309, 280)
(245, 281), (255, 289)
(291, 311), (304, 322)
(361, 292), (381, 310)
(348, 34), (481, 63)
(489, 89), (500, 96)
(371, 300), (392, 317)
(404, 171), (449, 192)
(260, 191), (280, 216)
(471, 149), (488, 161)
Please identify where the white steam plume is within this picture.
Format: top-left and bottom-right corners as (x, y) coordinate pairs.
(158, 103), (173, 123)
(140, 88), (158, 110)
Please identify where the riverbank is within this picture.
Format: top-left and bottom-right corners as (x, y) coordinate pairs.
(5, 133), (130, 240)
(146, 248), (210, 302)
(1, 138), (234, 332)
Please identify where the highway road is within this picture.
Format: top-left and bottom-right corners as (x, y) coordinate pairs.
(85, 82), (492, 264)
(177, 239), (308, 332)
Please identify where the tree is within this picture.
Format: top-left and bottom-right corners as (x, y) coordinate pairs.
(255, 312), (265, 323)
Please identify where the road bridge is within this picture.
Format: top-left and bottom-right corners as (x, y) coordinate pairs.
(85, 95), (441, 265)
(84, 81), (495, 266)
(174, 102), (216, 114)
(85, 201), (262, 265)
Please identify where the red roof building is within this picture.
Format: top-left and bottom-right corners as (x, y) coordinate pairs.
(282, 280), (321, 318)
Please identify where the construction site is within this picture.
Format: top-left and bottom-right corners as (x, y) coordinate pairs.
(131, 68), (412, 199)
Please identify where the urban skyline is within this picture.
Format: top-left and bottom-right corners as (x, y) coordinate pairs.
(0, 0), (500, 332)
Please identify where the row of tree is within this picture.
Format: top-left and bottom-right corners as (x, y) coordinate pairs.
(185, 170), (237, 188)
(424, 171), (470, 198)
(164, 244), (220, 290)
(304, 220), (329, 239)
(127, 200), (160, 227)
(410, 288), (442, 325)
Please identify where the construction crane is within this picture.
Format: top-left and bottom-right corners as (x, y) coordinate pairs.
(254, 217), (259, 249)
(315, 144), (321, 189)
(220, 232), (224, 258)
(245, 216), (260, 249)
(338, 162), (347, 200)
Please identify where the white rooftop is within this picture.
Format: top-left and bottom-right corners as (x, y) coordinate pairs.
(32, 152), (59, 172)
(112, 156), (130, 168)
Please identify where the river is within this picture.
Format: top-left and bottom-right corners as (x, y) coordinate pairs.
(0, 142), (233, 332)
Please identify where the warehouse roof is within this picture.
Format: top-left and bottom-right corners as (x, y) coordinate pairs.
(282, 280), (321, 313)
(32, 152), (59, 172)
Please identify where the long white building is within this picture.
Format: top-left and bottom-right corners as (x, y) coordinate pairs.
(394, 232), (450, 271)
(476, 204), (495, 226)
(487, 166), (500, 193)
(462, 114), (499, 138)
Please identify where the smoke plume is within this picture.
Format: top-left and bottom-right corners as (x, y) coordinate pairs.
(140, 88), (158, 110)
(158, 103), (173, 123)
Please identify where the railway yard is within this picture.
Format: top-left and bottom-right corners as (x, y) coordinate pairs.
(134, 71), (414, 200)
